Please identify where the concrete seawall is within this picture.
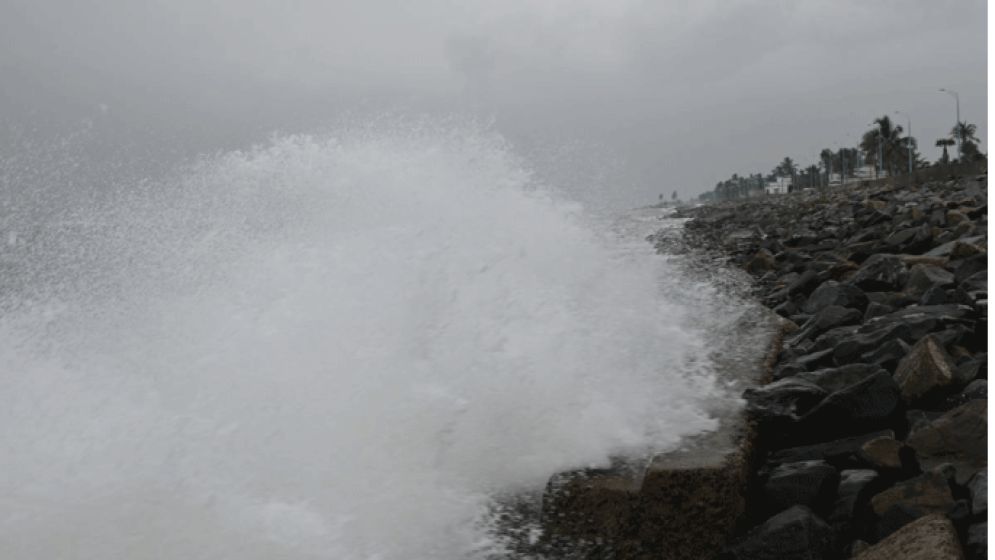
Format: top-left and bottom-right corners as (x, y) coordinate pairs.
(538, 306), (790, 559)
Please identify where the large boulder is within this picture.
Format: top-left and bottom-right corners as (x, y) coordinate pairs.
(870, 472), (956, 538)
(769, 430), (895, 469)
(905, 264), (956, 296)
(803, 281), (869, 314)
(789, 305), (864, 346)
(854, 514), (965, 560)
(761, 460), (839, 516)
(829, 469), (880, 547)
(725, 506), (834, 560)
(857, 435), (908, 472)
(967, 522), (986, 560)
(744, 377), (828, 424)
(893, 335), (962, 404)
(850, 254), (909, 291)
(968, 472), (986, 516)
(905, 399), (987, 484)
(799, 371), (901, 439)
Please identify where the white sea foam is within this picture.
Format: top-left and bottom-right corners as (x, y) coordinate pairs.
(0, 122), (726, 559)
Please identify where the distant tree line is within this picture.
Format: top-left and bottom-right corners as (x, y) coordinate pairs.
(703, 116), (985, 201)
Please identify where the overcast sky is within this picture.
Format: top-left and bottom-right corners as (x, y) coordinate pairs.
(1, 0), (987, 208)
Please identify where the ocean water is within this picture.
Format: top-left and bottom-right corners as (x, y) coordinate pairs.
(0, 123), (735, 559)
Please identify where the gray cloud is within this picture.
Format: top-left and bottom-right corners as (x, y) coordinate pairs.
(1, 0), (986, 208)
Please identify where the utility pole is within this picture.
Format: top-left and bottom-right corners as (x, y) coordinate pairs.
(939, 88), (961, 160)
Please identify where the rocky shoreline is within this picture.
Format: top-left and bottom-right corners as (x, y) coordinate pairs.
(659, 176), (988, 559)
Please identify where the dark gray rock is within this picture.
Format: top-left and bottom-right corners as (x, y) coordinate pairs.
(856, 435), (912, 472)
(905, 264), (956, 296)
(762, 460), (839, 516)
(864, 302), (896, 321)
(830, 469), (880, 547)
(865, 291), (917, 308)
(870, 472), (956, 539)
(799, 372), (901, 439)
(860, 304), (976, 344)
(955, 253), (988, 283)
(744, 378), (828, 424)
(769, 430), (895, 470)
(861, 338), (911, 373)
(831, 323), (912, 366)
(788, 305), (864, 346)
(962, 379), (987, 399)
(893, 334), (962, 404)
(967, 522), (987, 560)
(726, 506), (834, 560)
(745, 248), (778, 275)
(968, 472), (987, 516)
(925, 235), (985, 257)
(791, 347), (837, 373)
(856, 514), (967, 560)
(787, 269), (823, 297)
(797, 364), (888, 394)
(803, 280), (869, 314)
(906, 399), (987, 485)
(919, 286), (950, 305)
(850, 254), (909, 291)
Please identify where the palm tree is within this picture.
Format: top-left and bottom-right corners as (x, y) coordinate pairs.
(861, 116), (904, 177)
(935, 138), (955, 166)
(804, 165), (820, 187)
(818, 149), (834, 183)
(776, 157), (798, 179)
(951, 121), (982, 162)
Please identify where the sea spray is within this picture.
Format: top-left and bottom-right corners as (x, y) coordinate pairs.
(1, 122), (729, 559)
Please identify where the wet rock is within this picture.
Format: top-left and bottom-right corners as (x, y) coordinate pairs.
(725, 506), (833, 560)
(905, 400), (987, 485)
(799, 372), (901, 439)
(789, 305), (864, 345)
(746, 248), (777, 275)
(791, 347), (837, 373)
(967, 522), (987, 560)
(761, 460), (839, 516)
(962, 379), (987, 399)
(787, 269), (823, 298)
(946, 209), (969, 226)
(768, 430), (895, 469)
(870, 472), (956, 538)
(863, 301), (895, 321)
(861, 338), (910, 373)
(854, 514), (965, 560)
(826, 325), (911, 366)
(884, 225), (933, 254)
(905, 264), (956, 296)
(920, 286), (950, 305)
(950, 240), (984, 259)
(744, 377), (827, 423)
(893, 335), (961, 404)
(861, 304), (975, 345)
(803, 280), (869, 314)
(961, 270), (987, 294)
(850, 254), (909, 291)
(954, 253), (988, 284)
(865, 291), (917, 308)
(968, 472), (986, 516)
(829, 469), (880, 546)
(857, 435), (906, 472)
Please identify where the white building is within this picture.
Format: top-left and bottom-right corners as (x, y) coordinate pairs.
(765, 176), (792, 195)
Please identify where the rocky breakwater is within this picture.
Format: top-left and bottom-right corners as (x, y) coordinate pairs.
(662, 176), (987, 560)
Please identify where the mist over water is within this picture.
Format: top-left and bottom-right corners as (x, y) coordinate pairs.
(1, 121), (731, 559)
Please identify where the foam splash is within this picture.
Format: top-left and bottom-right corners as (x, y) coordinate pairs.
(1, 123), (723, 559)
